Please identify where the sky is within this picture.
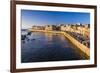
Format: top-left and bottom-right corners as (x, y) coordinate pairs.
(21, 9), (90, 29)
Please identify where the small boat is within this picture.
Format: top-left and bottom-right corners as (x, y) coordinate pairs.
(27, 31), (32, 35)
(21, 35), (26, 40)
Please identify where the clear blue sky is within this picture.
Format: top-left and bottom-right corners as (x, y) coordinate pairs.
(21, 9), (90, 28)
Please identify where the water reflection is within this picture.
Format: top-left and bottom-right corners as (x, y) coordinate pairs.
(21, 30), (88, 63)
(45, 32), (53, 42)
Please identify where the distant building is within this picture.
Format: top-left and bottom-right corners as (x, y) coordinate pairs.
(60, 24), (74, 32)
(45, 25), (57, 31)
(60, 25), (66, 31)
(60, 23), (90, 38)
(32, 23), (90, 38)
(32, 26), (45, 30)
(76, 24), (90, 38)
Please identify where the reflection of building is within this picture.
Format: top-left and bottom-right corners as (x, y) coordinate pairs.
(45, 33), (53, 41)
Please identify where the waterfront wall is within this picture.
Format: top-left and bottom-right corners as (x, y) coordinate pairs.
(61, 32), (90, 57)
(28, 29), (90, 57)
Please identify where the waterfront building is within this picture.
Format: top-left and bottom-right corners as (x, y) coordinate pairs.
(77, 24), (90, 38)
(32, 26), (45, 30)
(60, 24), (71, 31)
(60, 25), (66, 31)
(32, 23), (90, 38)
(45, 25), (57, 31)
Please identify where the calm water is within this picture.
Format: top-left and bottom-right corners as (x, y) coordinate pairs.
(21, 30), (88, 63)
